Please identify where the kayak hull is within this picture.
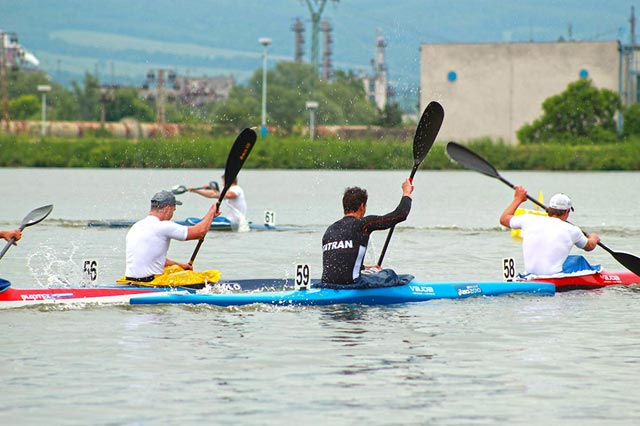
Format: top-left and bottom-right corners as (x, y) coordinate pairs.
(129, 280), (555, 307)
(0, 278), (309, 309)
(0, 279), (554, 309)
(87, 219), (304, 232)
(520, 270), (640, 292)
(0, 285), (162, 309)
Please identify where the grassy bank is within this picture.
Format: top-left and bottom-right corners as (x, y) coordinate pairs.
(1, 134), (639, 170)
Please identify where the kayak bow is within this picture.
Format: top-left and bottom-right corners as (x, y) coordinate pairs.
(519, 270), (640, 291)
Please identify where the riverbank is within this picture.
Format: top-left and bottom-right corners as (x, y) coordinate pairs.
(1, 134), (639, 170)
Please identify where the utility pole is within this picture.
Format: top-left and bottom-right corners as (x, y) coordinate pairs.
(143, 69), (176, 124)
(157, 69), (166, 124)
(632, 7), (636, 106)
(259, 37), (272, 137)
(292, 18), (305, 63)
(0, 31), (11, 132)
(302, 0), (338, 75)
(372, 30), (388, 110)
(321, 20), (332, 80)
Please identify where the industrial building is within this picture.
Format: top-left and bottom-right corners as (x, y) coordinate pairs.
(420, 40), (630, 144)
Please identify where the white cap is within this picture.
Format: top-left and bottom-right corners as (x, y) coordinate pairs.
(549, 193), (574, 211)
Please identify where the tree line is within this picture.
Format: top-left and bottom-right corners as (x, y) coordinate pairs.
(6, 62), (404, 132)
(7, 61), (640, 145)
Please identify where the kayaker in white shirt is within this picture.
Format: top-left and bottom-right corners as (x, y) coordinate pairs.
(500, 186), (600, 275)
(125, 190), (219, 281)
(188, 175), (247, 225)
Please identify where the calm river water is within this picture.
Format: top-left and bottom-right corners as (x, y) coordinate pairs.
(1, 168), (639, 425)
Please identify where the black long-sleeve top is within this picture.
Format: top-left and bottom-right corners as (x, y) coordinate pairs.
(321, 196), (412, 284)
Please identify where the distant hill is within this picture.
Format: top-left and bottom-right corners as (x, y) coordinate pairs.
(3, 0), (635, 111)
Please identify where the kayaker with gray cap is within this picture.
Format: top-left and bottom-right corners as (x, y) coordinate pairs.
(500, 186), (600, 276)
(124, 190), (220, 282)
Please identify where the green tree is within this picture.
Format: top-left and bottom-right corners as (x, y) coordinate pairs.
(376, 102), (403, 127)
(72, 72), (101, 121)
(6, 68), (47, 98)
(249, 62), (316, 132)
(9, 95), (39, 119)
(622, 103), (640, 137)
(318, 70), (377, 125)
(106, 87), (154, 122)
(517, 78), (620, 144)
(5, 68), (77, 121)
(48, 87), (80, 121)
(209, 86), (260, 133)
(211, 62), (379, 132)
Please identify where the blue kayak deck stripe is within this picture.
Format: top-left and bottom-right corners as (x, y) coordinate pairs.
(129, 281), (555, 306)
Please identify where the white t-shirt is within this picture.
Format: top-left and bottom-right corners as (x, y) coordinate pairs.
(224, 185), (247, 224)
(510, 214), (588, 275)
(125, 215), (188, 278)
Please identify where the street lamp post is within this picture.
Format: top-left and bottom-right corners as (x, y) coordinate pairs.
(37, 84), (51, 136)
(305, 101), (319, 140)
(259, 37), (272, 137)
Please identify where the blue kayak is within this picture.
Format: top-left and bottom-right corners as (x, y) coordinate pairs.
(130, 280), (555, 307)
(87, 217), (309, 232)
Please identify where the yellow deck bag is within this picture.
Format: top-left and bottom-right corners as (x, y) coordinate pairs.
(117, 265), (221, 287)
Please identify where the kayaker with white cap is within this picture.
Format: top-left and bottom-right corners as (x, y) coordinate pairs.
(500, 186), (600, 275)
(124, 190), (219, 282)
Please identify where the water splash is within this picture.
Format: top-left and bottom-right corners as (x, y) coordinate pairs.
(26, 242), (91, 288)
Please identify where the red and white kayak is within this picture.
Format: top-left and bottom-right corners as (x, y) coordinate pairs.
(0, 279), (164, 309)
(519, 270), (640, 292)
(0, 278), (294, 309)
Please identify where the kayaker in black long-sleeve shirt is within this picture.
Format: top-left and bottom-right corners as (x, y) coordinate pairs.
(321, 179), (413, 285)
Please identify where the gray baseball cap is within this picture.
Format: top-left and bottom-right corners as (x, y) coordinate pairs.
(150, 190), (182, 208)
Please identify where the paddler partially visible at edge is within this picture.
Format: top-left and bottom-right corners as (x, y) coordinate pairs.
(319, 178), (414, 288)
(0, 229), (22, 245)
(124, 190), (220, 282)
(500, 186), (600, 276)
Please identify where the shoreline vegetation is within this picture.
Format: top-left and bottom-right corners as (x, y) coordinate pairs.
(1, 134), (639, 170)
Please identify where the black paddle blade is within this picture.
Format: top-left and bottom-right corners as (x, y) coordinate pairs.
(219, 128), (257, 203)
(413, 101), (445, 167)
(21, 204), (54, 229)
(612, 251), (640, 276)
(377, 102), (445, 267)
(599, 245), (640, 276)
(446, 141), (500, 179)
(189, 128), (257, 266)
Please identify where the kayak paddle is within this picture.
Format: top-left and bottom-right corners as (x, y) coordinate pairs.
(171, 181), (220, 195)
(445, 141), (640, 276)
(0, 204), (54, 261)
(189, 128), (257, 265)
(377, 101), (445, 266)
